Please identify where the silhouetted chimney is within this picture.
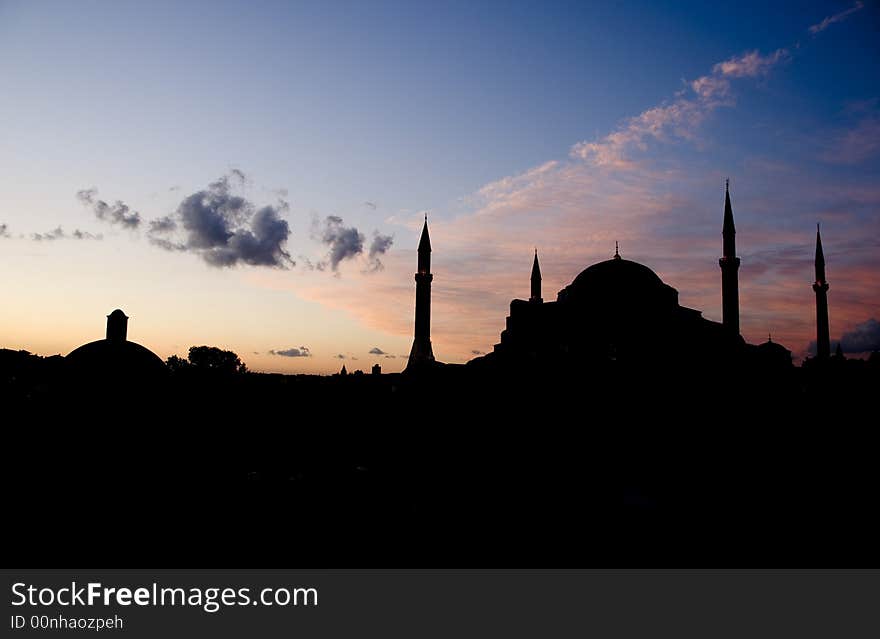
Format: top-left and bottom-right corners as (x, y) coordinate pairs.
(372, 363), (381, 375)
(106, 309), (128, 342)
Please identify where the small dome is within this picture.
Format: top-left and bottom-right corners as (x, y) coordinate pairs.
(66, 339), (165, 378)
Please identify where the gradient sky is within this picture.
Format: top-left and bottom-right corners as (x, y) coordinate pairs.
(1, 0), (878, 373)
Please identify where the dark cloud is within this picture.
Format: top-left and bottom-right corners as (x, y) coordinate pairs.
(369, 347), (387, 355)
(149, 215), (177, 233)
(808, 318), (880, 356)
(32, 226), (102, 241)
(366, 232), (394, 272)
(384, 354), (396, 359)
(471, 350), (485, 355)
(77, 188), (141, 229)
(71, 229), (103, 240)
(0, 223), (10, 238)
(270, 346), (312, 358)
(149, 237), (187, 251)
(839, 318), (880, 353)
(318, 215), (364, 271)
(364, 201), (377, 210)
(335, 354), (346, 359)
(309, 215), (393, 274)
(149, 173), (293, 269)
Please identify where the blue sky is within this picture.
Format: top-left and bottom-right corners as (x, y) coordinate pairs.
(1, 0), (878, 371)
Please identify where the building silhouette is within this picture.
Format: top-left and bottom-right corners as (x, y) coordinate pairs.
(484, 244), (742, 368)
(813, 224), (831, 359)
(719, 180), (740, 335)
(459, 183), (815, 371)
(66, 309), (165, 379)
(406, 215), (435, 370)
(399, 181), (837, 373)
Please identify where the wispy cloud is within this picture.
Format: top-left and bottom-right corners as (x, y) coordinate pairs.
(76, 188), (141, 229)
(822, 113), (880, 164)
(809, 1), (864, 34)
(571, 49), (787, 168)
(32, 226), (102, 241)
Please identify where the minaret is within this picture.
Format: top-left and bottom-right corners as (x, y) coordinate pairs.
(813, 224), (831, 359)
(719, 180), (740, 334)
(530, 249), (543, 303)
(407, 215), (435, 367)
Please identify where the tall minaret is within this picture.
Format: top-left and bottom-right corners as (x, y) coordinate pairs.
(719, 180), (740, 334)
(407, 215), (435, 367)
(529, 249), (543, 303)
(813, 224), (831, 359)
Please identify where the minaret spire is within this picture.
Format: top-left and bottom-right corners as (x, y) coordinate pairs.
(813, 223), (831, 359)
(407, 215), (435, 369)
(719, 179), (741, 334)
(530, 249), (543, 303)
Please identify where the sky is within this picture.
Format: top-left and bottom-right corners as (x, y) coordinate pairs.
(1, 0), (878, 373)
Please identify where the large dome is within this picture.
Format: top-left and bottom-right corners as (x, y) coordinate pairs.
(557, 257), (678, 308)
(571, 258), (663, 290)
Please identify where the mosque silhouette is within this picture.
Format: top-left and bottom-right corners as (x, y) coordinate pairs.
(404, 181), (829, 375)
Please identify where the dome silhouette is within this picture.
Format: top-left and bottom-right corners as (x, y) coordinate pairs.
(556, 257), (678, 311)
(66, 309), (165, 379)
(67, 339), (165, 375)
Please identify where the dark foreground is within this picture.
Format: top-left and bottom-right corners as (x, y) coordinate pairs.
(4, 350), (879, 565)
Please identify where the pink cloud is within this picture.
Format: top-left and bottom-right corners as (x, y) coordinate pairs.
(712, 49), (788, 78)
(571, 49), (786, 169)
(808, 1), (864, 34)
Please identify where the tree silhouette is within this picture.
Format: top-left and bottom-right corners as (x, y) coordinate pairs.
(165, 354), (191, 373)
(187, 345), (248, 374)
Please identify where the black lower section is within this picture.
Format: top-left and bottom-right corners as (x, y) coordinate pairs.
(5, 358), (879, 565)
